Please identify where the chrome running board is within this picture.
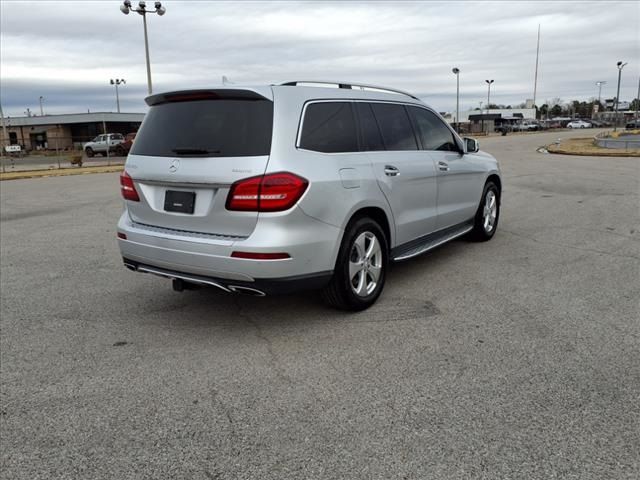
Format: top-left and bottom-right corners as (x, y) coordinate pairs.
(392, 221), (473, 261)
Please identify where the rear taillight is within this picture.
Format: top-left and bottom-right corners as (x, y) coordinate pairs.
(120, 171), (140, 202)
(226, 172), (308, 212)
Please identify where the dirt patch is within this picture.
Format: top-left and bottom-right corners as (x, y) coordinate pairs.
(547, 137), (640, 157)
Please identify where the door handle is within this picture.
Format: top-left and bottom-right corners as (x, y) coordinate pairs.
(438, 161), (449, 172)
(384, 165), (400, 177)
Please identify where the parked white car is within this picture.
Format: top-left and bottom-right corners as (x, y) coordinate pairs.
(83, 133), (125, 157)
(566, 120), (591, 129)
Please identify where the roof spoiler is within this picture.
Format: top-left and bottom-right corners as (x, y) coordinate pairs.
(145, 89), (270, 106)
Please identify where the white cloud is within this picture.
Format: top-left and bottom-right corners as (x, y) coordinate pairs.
(1, 0), (638, 115)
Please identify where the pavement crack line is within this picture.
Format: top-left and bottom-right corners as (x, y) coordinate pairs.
(232, 297), (293, 384)
(500, 229), (640, 261)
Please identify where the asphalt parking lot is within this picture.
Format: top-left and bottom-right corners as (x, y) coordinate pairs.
(1, 129), (638, 479)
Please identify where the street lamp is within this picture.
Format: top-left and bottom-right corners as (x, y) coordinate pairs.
(485, 80), (494, 134)
(452, 68), (460, 132)
(110, 79), (126, 113)
(614, 61), (627, 131)
(120, 1), (166, 95)
(485, 79), (494, 112)
(39, 96), (45, 116)
(595, 81), (606, 106)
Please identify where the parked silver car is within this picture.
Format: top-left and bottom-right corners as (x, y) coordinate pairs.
(117, 81), (502, 310)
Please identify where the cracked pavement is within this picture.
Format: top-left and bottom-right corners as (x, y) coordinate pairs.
(1, 129), (639, 479)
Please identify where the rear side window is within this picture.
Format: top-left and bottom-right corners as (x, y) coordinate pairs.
(355, 103), (385, 151)
(299, 102), (358, 153)
(370, 103), (418, 151)
(408, 106), (459, 152)
(130, 99), (273, 157)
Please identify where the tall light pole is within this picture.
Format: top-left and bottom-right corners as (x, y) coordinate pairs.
(0, 103), (8, 173)
(485, 79), (494, 112)
(485, 80), (494, 134)
(120, 1), (166, 95)
(110, 79), (126, 113)
(452, 68), (460, 132)
(595, 81), (606, 106)
(39, 96), (45, 116)
(635, 76), (639, 121)
(614, 61), (627, 131)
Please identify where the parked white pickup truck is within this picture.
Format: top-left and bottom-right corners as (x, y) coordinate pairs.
(83, 133), (125, 157)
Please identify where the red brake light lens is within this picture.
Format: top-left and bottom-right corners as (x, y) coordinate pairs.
(120, 171), (140, 202)
(226, 172), (308, 212)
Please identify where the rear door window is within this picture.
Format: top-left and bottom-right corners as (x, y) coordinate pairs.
(299, 102), (358, 153)
(370, 103), (418, 151)
(408, 106), (459, 152)
(355, 102), (385, 151)
(130, 99), (273, 157)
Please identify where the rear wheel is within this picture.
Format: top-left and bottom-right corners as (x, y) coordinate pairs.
(322, 217), (388, 311)
(469, 181), (500, 241)
(85, 147), (94, 157)
(115, 145), (125, 156)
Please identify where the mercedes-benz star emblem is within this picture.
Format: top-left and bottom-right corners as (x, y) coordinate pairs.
(169, 158), (180, 173)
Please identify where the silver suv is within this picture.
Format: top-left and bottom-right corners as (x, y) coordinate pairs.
(117, 81), (501, 310)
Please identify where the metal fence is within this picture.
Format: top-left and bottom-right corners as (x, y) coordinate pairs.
(1, 136), (127, 173)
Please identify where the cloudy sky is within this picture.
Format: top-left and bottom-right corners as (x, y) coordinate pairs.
(1, 0), (638, 117)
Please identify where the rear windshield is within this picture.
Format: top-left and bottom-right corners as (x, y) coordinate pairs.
(130, 99), (273, 157)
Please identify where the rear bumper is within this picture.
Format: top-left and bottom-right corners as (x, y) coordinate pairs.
(117, 208), (341, 290)
(122, 258), (332, 295)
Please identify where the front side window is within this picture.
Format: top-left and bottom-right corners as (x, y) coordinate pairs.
(299, 102), (358, 153)
(370, 103), (418, 151)
(408, 106), (459, 152)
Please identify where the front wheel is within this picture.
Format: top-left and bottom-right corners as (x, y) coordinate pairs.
(468, 181), (500, 242)
(322, 217), (388, 311)
(85, 147), (94, 157)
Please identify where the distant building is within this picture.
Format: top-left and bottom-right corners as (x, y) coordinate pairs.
(1, 112), (145, 151)
(446, 108), (536, 125)
(604, 99), (630, 111)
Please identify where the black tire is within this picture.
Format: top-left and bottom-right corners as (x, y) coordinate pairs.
(85, 147), (94, 158)
(115, 146), (125, 156)
(322, 217), (388, 311)
(468, 181), (500, 242)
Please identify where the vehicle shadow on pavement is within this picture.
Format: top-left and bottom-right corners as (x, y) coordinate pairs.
(122, 240), (471, 333)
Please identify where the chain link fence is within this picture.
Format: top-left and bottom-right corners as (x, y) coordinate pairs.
(1, 135), (128, 173)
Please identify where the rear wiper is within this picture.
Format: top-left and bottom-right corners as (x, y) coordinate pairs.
(171, 148), (222, 156)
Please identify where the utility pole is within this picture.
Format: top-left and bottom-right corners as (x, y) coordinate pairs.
(39, 96), (45, 116)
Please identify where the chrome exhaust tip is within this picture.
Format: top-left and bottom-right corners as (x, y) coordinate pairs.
(124, 262), (137, 271)
(228, 285), (266, 297)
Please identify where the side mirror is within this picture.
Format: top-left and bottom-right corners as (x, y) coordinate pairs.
(464, 137), (479, 153)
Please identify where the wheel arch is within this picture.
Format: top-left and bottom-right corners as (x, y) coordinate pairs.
(350, 207), (391, 247)
(486, 173), (502, 194)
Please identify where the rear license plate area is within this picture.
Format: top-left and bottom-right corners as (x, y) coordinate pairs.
(164, 190), (195, 214)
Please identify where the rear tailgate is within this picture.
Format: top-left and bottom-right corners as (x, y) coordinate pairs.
(124, 88), (273, 238)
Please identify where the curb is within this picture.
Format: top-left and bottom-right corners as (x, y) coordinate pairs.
(0, 165), (124, 181)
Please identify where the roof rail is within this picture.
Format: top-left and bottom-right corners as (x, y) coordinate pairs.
(277, 81), (420, 100)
